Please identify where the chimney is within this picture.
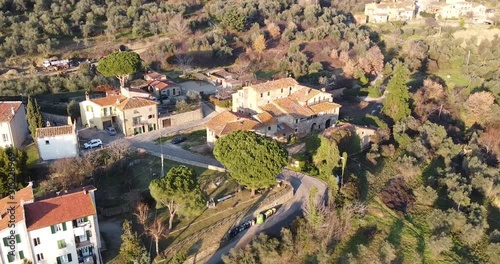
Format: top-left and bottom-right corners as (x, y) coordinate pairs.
(83, 188), (88, 195)
(10, 107), (14, 115)
(116, 99), (120, 105)
(85, 91), (89, 101)
(56, 191), (60, 196)
(321, 88), (326, 92)
(306, 89), (311, 95)
(46, 121), (51, 127)
(28, 181), (33, 187)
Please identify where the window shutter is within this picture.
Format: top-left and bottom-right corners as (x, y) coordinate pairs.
(84, 216), (88, 222)
(15, 234), (20, 243)
(7, 254), (14, 263)
(67, 253), (72, 262)
(19, 251), (24, 259)
(86, 230), (91, 240)
(56, 256), (61, 264)
(51, 225), (56, 234)
(62, 222), (67, 231)
(3, 237), (7, 246)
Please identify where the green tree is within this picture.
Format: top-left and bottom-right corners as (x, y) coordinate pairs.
(313, 135), (340, 179)
(149, 166), (204, 229)
(97, 51), (142, 87)
(213, 131), (288, 195)
(67, 100), (80, 124)
(26, 96), (44, 141)
(220, 9), (246, 31)
(0, 147), (27, 197)
(382, 64), (411, 122)
(119, 220), (150, 264)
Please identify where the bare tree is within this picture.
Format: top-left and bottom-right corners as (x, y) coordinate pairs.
(479, 123), (500, 157)
(134, 202), (150, 226)
(465, 91), (495, 125)
(267, 23), (281, 39)
(147, 218), (168, 255)
(167, 14), (191, 43)
(174, 54), (193, 75)
(49, 158), (87, 189)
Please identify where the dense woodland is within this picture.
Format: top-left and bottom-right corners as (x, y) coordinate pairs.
(0, 0), (498, 263)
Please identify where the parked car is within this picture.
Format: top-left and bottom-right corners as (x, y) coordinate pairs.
(105, 127), (116, 136)
(84, 139), (103, 149)
(171, 136), (187, 144)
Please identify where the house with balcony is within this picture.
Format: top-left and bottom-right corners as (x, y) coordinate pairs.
(36, 124), (79, 161)
(0, 183), (35, 264)
(79, 88), (159, 136)
(0, 101), (28, 149)
(207, 78), (341, 145)
(24, 186), (101, 264)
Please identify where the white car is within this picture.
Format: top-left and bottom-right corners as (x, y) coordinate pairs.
(83, 139), (103, 149)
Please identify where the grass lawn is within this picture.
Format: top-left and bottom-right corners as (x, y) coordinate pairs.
(154, 129), (206, 145)
(435, 67), (470, 89)
(25, 143), (39, 167)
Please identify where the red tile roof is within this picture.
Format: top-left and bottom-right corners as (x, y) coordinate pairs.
(36, 125), (74, 138)
(254, 111), (278, 125)
(288, 86), (324, 102)
(309, 102), (341, 114)
(90, 95), (127, 107)
(274, 98), (314, 117)
(116, 97), (158, 110)
(144, 71), (167, 81)
(0, 101), (23, 123)
(148, 80), (179, 91)
(249, 78), (298, 93)
(24, 187), (97, 231)
(0, 184), (34, 230)
(206, 111), (260, 136)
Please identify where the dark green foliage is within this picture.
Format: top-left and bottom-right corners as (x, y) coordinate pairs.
(67, 100), (80, 124)
(118, 220), (150, 264)
(219, 9), (246, 31)
(382, 64), (411, 122)
(0, 147), (27, 197)
(213, 131), (288, 194)
(97, 51), (142, 87)
(149, 165), (204, 229)
(26, 96), (44, 141)
(313, 135), (340, 179)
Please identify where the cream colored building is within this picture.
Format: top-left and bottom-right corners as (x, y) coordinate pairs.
(0, 101), (28, 149)
(364, 1), (416, 23)
(79, 88), (158, 137)
(208, 78), (341, 145)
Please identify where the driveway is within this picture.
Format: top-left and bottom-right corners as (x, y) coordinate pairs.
(78, 127), (124, 148)
(204, 169), (328, 264)
(179, 81), (217, 95)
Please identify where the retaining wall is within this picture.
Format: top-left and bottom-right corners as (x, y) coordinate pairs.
(137, 148), (226, 172)
(158, 107), (203, 128)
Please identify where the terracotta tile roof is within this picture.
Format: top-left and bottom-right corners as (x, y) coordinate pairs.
(274, 98), (314, 117)
(36, 125), (74, 138)
(288, 86), (322, 102)
(116, 97), (158, 110)
(249, 78), (299, 93)
(90, 95), (127, 107)
(0, 184), (34, 230)
(0, 101), (22, 123)
(144, 71), (166, 80)
(274, 123), (294, 137)
(254, 111), (278, 125)
(259, 103), (285, 117)
(148, 80), (179, 91)
(211, 69), (233, 79)
(25, 187), (97, 231)
(309, 102), (342, 114)
(207, 111), (259, 136)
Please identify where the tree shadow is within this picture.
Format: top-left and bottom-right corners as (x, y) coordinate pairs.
(186, 238), (204, 262)
(387, 218), (404, 245)
(343, 225), (378, 254)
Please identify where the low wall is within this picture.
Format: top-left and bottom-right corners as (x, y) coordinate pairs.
(214, 105), (231, 113)
(136, 148), (226, 172)
(158, 107), (203, 128)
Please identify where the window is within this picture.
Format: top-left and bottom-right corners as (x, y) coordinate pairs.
(7, 253), (14, 263)
(148, 114), (154, 119)
(57, 239), (66, 249)
(36, 253), (44, 261)
(34, 237), (40, 246)
(86, 106), (93, 112)
(281, 88), (283, 93)
(50, 222), (67, 234)
(260, 93), (263, 97)
(267, 92), (270, 96)
(295, 119), (298, 124)
(289, 87), (292, 91)
(268, 126), (271, 131)
(45, 140), (50, 145)
(2, 134), (8, 142)
(77, 217), (89, 224)
(57, 253), (72, 264)
(3, 235), (20, 246)
(19, 251), (24, 259)
(15, 235), (20, 243)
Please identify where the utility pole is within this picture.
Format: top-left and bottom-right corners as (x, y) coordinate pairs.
(466, 50), (471, 65)
(159, 126), (164, 177)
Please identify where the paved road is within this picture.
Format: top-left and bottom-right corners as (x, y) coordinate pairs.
(204, 169), (328, 264)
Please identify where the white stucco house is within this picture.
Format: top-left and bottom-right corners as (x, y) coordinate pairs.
(0, 101), (28, 149)
(0, 184), (102, 264)
(36, 125), (79, 161)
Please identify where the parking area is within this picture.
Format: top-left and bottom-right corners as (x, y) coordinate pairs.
(77, 127), (124, 148)
(179, 81), (217, 95)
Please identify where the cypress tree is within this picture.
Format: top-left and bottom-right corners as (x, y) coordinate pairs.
(382, 64), (411, 122)
(26, 96), (44, 141)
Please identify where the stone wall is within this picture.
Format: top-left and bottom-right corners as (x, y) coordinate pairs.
(158, 107), (203, 128)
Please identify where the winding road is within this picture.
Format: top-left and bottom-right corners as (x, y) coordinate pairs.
(204, 169), (328, 264)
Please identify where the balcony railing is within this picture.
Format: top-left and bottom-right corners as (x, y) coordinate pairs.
(76, 239), (92, 248)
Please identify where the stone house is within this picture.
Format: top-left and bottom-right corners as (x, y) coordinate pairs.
(206, 69), (243, 88)
(207, 78), (341, 145)
(364, 1), (416, 23)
